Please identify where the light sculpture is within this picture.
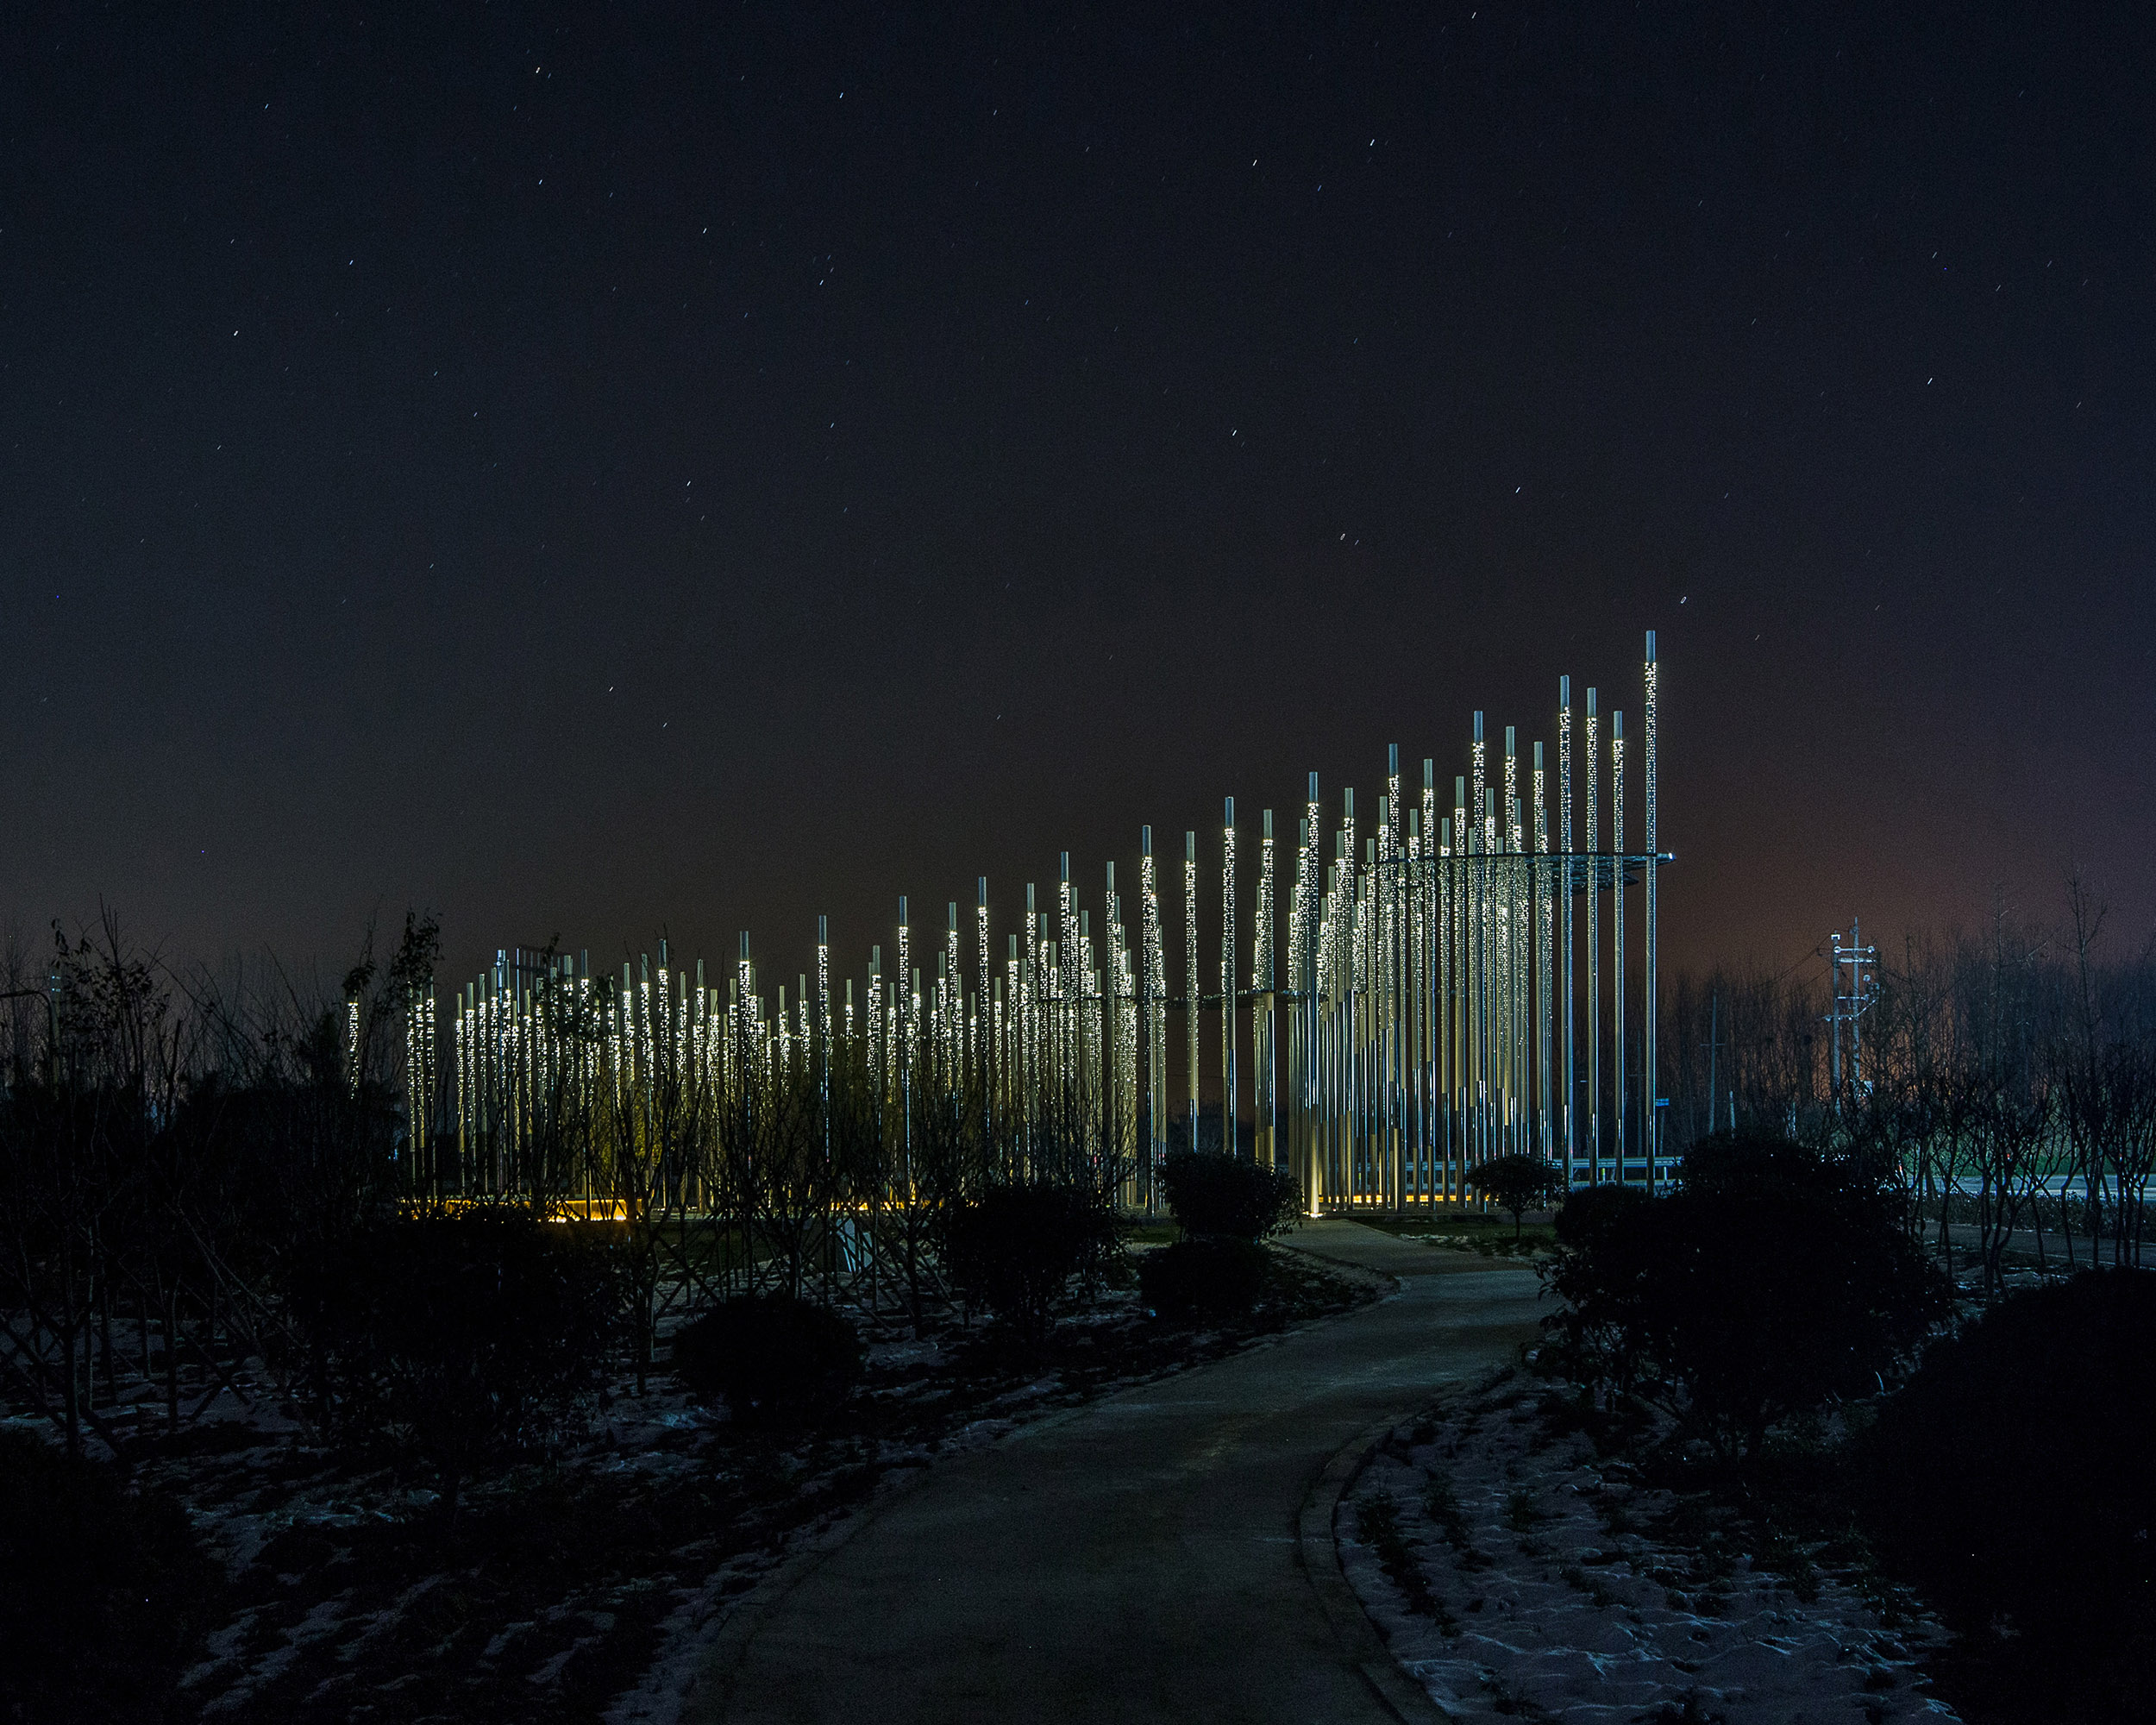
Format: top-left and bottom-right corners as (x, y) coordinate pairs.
(427, 632), (1665, 1218)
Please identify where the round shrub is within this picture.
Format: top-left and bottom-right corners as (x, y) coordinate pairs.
(1541, 1136), (1945, 1452)
(0, 1431), (221, 1723)
(1156, 1150), (1300, 1241)
(673, 1292), (862, 1425)
(1861, 1269), (2156, 1644)
(942, 1181), (1118, 1338)
(1463, 1152), (1567, 1236)
(1140, 1236), (1270, 1320)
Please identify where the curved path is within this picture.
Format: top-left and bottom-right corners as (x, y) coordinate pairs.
(693, 1220), (1544, 1724)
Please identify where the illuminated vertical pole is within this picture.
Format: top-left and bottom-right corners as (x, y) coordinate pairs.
(1184, 830), (1200, 1149)
(1059, 852), (1078, 1120)
(1140, 827), (1167, 1196)
(1256, 806), (1276, 1169)
(1076, 902), (1093, 1143)
(1364, 825), (1379, 1201)
(1397, 806), (1414, 1199)
(1004, 935), (1018, 1171)
(895, 898), (911, 1063)
(818, 916), (831, 1164)
(1503, 726), (1518, 1156)
(977, 878), (992, 1145)
(456, 986), (470, 1194)
(868, 945), (883, 1110)
(736, 934), (754, 1141)
(1559, 677), (1575, 1176)
(1018, 888), (1035, 1147)
(1482, 786), (1497, 1173)
(1643, 630), (1659, 1188)
(895, 899), (912, 1176)
(1380, 752), (1396, 1206)
(1222, 797), (1238, 1157)
(1024, 883), (1039, 1149)
(1383, 746), (1401, 1208)
(1420, 758), (1437, 1202)
(1298, 775), (1320, 1208)
(1451, 776), (1466, 1184)
(1339, 788), (1357, 1198)
(1585, 688), (1600, 1179)
(1533, 743), (1552, 1157)
(1469, 717), (1486, 1171)
(1316, 834), (1330, 1205)
(953, 901), (970, 1091)
(1106, 860), (1122, 1184)
(910, 967), (923, 1170)
(1613, 710), (1627, 1178)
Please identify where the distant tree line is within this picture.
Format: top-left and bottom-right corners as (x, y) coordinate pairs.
(1657, 875), (2156, 1288)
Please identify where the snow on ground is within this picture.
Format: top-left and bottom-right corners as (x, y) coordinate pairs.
(9, 1245), (1380, 1722)
(1339, 1381), (1959, 1725)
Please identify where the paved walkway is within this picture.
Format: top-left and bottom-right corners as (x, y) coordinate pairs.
(693, 1220), (1545, 1724)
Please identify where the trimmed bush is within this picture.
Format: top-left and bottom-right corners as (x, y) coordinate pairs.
(1541, 1135), (1946, 1452)
(1463, 1153), (1566, 1237)
(1140, 1236), (1270, 1320)
(1156, 1150), (1300, 1241)
(941, 1181), (1118, 1338)
(673, 1293), (862, 1424)
(1862, 1269), (2156, 1647)
(0, 1430), (221, 1723)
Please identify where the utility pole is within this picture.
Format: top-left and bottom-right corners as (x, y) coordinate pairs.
(1826, 917), (1878, 1110)
(1707, 990), (1719, 1142)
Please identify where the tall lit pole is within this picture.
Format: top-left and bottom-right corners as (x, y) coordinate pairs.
(1643, 630), (1659, 1186)
(1059, 852), (1077, 1115)
(1184, 830), (1200, 1148)
(976, 878), (991, 1144)
(1257, 807), (1276, 1169)
(1140, 826), (1166, 1195)
(1533, 742), (1551, 1157)
(1584, 690), (1600, 1179)
(1024, 883), (1038, 1147)
(1451, 775), (1466, 1183)
(1612, 711), (1626, 1178)
(1419, 758), (1436, 1201)
(818, 915), (831, 1162)
(1222, 796), (1238, 1157)
(1299, 774), (1320, 1208)
(1557, 679), (1574, 1176)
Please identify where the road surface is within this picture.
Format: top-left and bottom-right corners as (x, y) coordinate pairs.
(693, 1220), (1545, 1724)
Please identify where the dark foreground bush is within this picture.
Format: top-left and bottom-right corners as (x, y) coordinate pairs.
(0, 1430), (221, 1724)
(1156, 1150), (1300, 1240)
(1140, 1237), (1270, 1320)
(942, 1181), (1118, 1338)
(673, 1293), (862, 1424)
(1542, 1134), (1946, 1452)
(1539, 1182), (1655, 1389)
(1862, 1269), (2156, 1652)
(289, 1208), (621, 1508)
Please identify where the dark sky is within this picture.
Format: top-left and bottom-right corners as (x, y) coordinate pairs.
(5, 2), (2152, 1000)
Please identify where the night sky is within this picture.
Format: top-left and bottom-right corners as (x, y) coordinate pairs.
(6, 3), (2152, 998)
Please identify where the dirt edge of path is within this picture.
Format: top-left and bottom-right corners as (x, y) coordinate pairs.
(1300, 1418), (1459, 1725)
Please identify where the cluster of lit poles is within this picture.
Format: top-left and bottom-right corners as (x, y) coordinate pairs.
(417, 633), (1665, 1214)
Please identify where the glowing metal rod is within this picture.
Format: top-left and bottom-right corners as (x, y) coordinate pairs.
(1222, 796), (1237, 1157)
(1613, 709), (1626, 1176)
(1643, 630), (1659, 1186)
